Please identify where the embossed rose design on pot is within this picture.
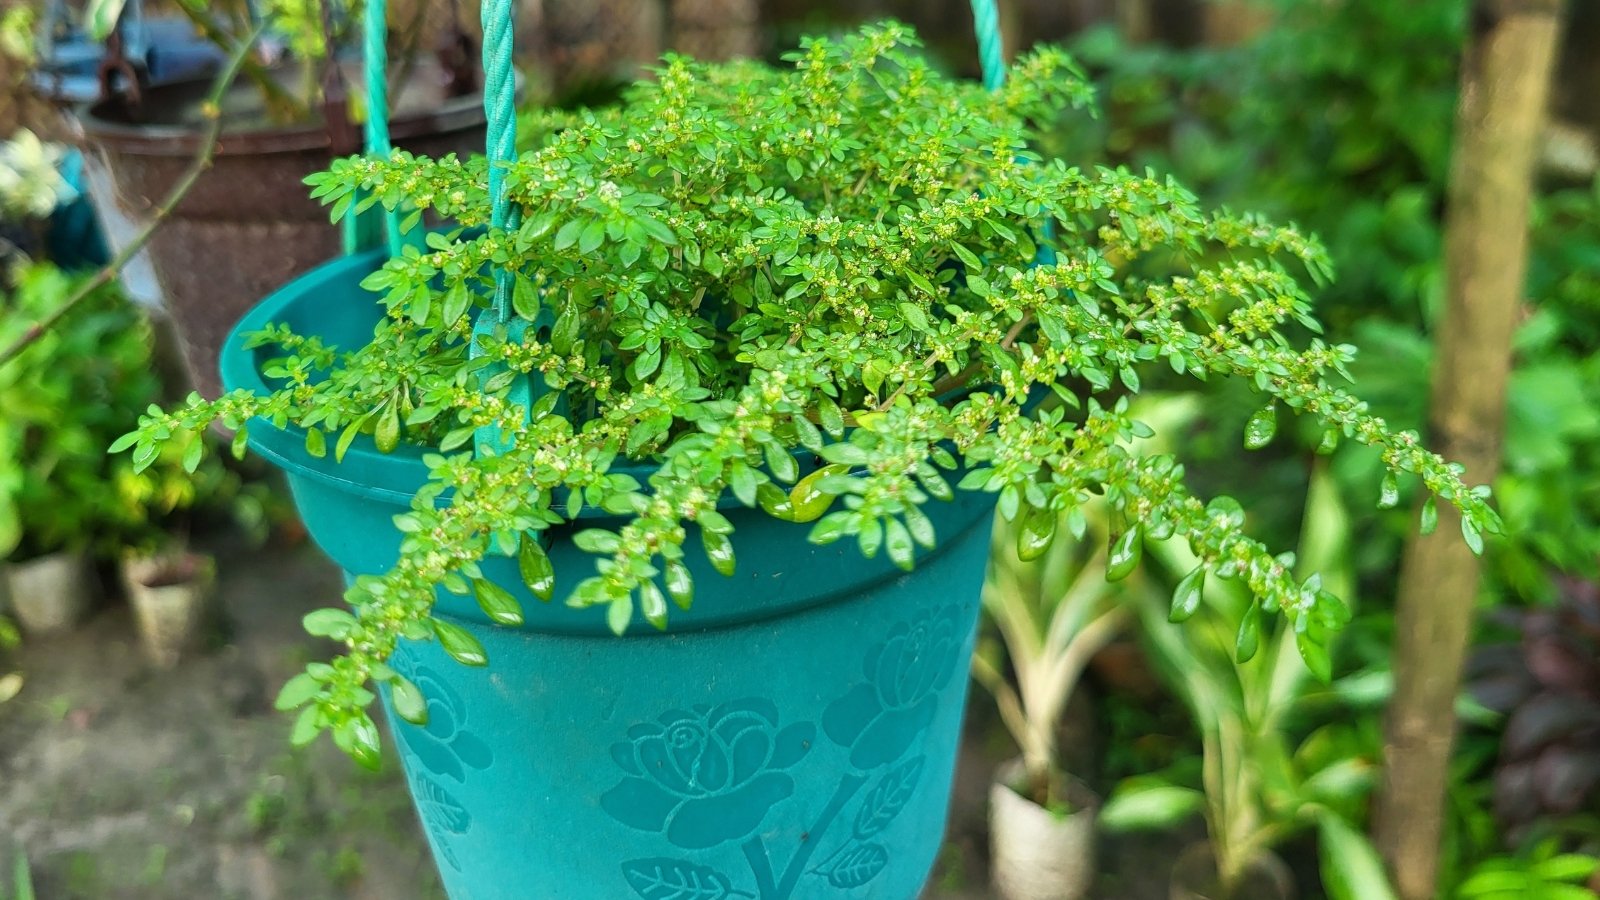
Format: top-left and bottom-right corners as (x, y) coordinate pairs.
(823, 604), (962, 768)
(394, 664), (493, 782)
(601, 698), (815, 850)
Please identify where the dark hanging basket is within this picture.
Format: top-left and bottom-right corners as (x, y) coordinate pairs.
(75, 62), (489, 400)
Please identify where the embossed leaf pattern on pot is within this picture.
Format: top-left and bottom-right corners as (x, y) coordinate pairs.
(853, 755), (925, 839)
(820, 843), (889, 889)
(394, 664), (493, 782)
(621, 858), (749, 900)
(823, 605), (962, 768)
(602, 698), (815, 850)
(413, 772), (470, 872)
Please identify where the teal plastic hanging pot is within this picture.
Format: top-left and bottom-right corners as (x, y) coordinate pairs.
(221, 251), (997, 900)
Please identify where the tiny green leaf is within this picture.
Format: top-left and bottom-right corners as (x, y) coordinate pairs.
(607, 595), (632, 634)
(1420, 497), (1438, 535)
(518, 536), (555, 601)
(1296, 629), (1332, 682)
(375, 401), (401, 454)
(1169, 565), (1205, 623)
(182, 437), (203, 473)
(885, 518), (915, 571)
(639, 581), (668, 629)
(1378, 473), (1399, 509)
(433, 619), (488, 666)
(1016, 504), (1057, 562)
(338, 714), (383, 771)
(1244, 405), (1277, 450)
(1235, 604), (1262, 663)
(789, 465), (847, 523)
(303, 608), (358, 640)
(703, 530), (736, 577)
(390, 676), (428, 725)
(664, 561), (694, 610)
(473, 579), (525, 627)
(756, 482), (795, 520)
(274, 672), (321, 711)
(289, 705), (322, 747)
(1106, 526), (1143, 582)
(1461, 515), (1483, 555)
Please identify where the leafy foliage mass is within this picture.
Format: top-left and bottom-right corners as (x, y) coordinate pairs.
(1, 262), (222, 560)
(118, 23), (1499, 764)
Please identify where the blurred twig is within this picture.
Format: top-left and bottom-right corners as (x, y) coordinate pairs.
(0, 23), (265, 369)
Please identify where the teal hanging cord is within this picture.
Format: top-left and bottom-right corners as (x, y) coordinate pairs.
(481, 0), (520, 323)
(968, 0), (1056, 265)
(470, 0), (530, 458)
(363, 0), (402, 255)
(969, 0), (1006, 92)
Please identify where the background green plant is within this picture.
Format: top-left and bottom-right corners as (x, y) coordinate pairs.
(0, 260), (232, 561)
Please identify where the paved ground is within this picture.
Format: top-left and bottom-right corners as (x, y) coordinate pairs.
(0, 527), (1184, 899)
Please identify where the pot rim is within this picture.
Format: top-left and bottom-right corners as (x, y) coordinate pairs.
(217, 250), (1000, 635)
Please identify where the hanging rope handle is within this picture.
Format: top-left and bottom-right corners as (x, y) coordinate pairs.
(348, 0), (406, 254)
(970, 0), (1006, 91)
(480, 0), (519, 325)
(360, 0), (402, 255)
(969, 0), (1056, 264)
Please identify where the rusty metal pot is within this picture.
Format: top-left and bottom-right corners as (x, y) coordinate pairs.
(76, 61), (487, 400)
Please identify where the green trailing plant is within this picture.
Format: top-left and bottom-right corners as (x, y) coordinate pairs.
(115, 23), (1501, 765)
(1101, 435), (1398, 900)
(1061, 4), (1600, 605)
(971, 392), (1200, 809)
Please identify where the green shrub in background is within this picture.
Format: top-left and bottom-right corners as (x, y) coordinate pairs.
(1057, 0), (1600, 605)
(0, 261), (236, 562)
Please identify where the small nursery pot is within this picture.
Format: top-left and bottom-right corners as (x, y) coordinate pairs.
(989, 759), (1098, 900)
(122, 552), (217, 668)
(1169, 841), (1294, 900)
(3, 552), (96, 635)
(222, 250), (998, 900)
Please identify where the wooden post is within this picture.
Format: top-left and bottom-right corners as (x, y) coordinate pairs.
(1374, 2), (1565, 898)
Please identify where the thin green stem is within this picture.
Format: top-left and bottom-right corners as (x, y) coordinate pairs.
(777, 773), (866, 897)
(171, 3), (306, 121)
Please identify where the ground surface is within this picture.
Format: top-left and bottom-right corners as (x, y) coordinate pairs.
(0, 529), (1186, 899)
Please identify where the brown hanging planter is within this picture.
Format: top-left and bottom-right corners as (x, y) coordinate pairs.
(75, 61), (489, 400)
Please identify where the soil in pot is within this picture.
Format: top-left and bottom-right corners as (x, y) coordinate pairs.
(122, 552), (217, 668)
(3, 551), (97, 635)
(1169, 841), (1295, 900)
(989, 758), (1099, 900)
(76, 60), (491, 401)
